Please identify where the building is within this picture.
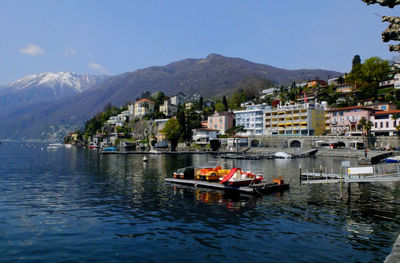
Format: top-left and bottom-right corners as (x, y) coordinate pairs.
(154, 118), (170, 141)
(207, 112), (234, 134)
(334, 83), (356, 94)
(379, 73), (400, 89)
(185, 102), (194, 110)
(134, 99), (155, 117)
(264, 102), (326, 136)
(192, 128), (218, 145)
(371, 110), (400, 136)
(365, 102), (397, 112)
(329, 106), (376, 135)
(170, 92), (186, 106)
(159, 99), (177, 117)
(234, 104), (271, 136)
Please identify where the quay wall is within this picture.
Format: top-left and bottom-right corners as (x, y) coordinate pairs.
(247, 135), (400, 149)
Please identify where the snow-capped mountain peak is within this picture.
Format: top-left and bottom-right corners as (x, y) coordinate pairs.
(8, 72), (108, 93)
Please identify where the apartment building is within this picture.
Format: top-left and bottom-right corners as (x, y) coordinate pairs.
(207, 112), (234, 134)
(264, 103), (326, 136)
(234, 104), (271, 136)
(329, 106), (376, 135)
(134, 99), (155, 117)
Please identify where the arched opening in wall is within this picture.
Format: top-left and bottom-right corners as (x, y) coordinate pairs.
(251, 139), (259, 147)
(336, 141), (346, 149)
(290, 140), (301, 148)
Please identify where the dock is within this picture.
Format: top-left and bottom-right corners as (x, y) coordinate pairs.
(301, 163), (400, 184)
(164, 178), (289, 195)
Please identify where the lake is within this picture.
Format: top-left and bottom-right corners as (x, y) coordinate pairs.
(0, 141), (399, 262)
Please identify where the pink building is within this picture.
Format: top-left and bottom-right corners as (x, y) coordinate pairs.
(329, 106), (376, 135)
(372, 110), (400, 136)
(207, 112), (234, 134)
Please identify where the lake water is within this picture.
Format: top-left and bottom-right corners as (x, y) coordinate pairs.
(1, 142), (400, 262)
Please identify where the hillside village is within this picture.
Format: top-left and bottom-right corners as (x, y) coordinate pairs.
(65, 56), (400, 151)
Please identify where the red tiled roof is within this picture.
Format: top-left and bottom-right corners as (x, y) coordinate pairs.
(135, 98), (154, 104)
(195, 128), (219, 131)
(329, 106), (377, 112)
(374, 110), (400, 115)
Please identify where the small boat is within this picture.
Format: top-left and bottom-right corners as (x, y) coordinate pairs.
(103, 147), (117, 152)
(385, 156), (400, 163)
(88, 143), (99, 149)
(173, 166), (195, 179)
(274, 152), (293, 159)
(196, 165), (231, 181)
(64, 144), (72, 149)
(46, 143), (64, 150)
(220, 168), (264, 187)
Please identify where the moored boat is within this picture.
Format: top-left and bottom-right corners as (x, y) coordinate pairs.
(220, 168), (264, 186)
(385, 156), (400, 163)
(103, 147), (117, 152)
(195, 165), (231, 181)
(173, 166), (195, 179)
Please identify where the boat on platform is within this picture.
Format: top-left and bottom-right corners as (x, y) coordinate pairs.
(103, 147), (117, 152)
(195, 162), (230, 181)
(173, 166), (195, 179)
(385, 156), (400, 163)
(220, 168), (263, 187)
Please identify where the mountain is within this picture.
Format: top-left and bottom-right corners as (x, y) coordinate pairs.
(0, 72), (108, 108)
(0, 54), (342, 140)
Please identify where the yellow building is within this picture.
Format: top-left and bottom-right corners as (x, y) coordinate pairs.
(264, 103), (326, 136)
(134, 99), (155, 117)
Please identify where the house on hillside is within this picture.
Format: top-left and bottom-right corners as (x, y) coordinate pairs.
(159, 99), (177, 117)
(170, 92), (186, 106)
(134, 98), (155, 117)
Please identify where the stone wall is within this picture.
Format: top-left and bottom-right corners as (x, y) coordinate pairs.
(247, 135), (400, 149)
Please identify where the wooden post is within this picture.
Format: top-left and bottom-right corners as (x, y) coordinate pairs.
(340, 167), (343, 200)
(347, 182), (351, 204)
(299, 163), (302, 185)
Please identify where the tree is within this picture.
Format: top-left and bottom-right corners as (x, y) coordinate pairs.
(215, 102), (226, 113)
(361, 1), (400, 52)
(161, 118), (181, 150)
(346, 56), (391, 100)
(352, 55), (361, 72)
(222, 96), (229, 110)
(392, 113), (400, 133)
(358, 117), (368, 142)
(198, 96), (203, 110)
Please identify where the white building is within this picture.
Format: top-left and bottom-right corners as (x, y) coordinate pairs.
(192, 128), (218, 145)
(372, 110), (400, 136)
(379, 73), (400, 89)
(234, 104), (271, 136)
(134, 99), (155, 117)
(170, 92), (186, 106)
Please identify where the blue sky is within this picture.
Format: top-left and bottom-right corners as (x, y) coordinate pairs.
(0, 0), (398, 84)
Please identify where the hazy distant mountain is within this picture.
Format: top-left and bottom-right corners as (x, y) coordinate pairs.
(0, 54), (342, 140)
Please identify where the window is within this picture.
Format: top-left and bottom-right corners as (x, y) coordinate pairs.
(386, 122), (389, 128)
(375, 122), (377, 128)
(381, 122), (383, 128)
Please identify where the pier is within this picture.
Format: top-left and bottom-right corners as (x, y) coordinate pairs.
(301, 163), (400, 184)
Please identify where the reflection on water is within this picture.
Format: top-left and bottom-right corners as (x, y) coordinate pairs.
(0, 142), (399, 262)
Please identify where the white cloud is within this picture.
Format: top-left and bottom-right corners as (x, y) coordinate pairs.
(20, 44), (45, 56)
(89, 62), (109, 74)
(64, 48), (77, 56)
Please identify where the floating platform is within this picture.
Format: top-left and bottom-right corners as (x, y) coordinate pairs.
(164, 178), (289, 195)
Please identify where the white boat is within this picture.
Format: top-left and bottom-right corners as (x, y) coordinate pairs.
(274, 152), (293, 159)
(46, 143), (64, 150)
